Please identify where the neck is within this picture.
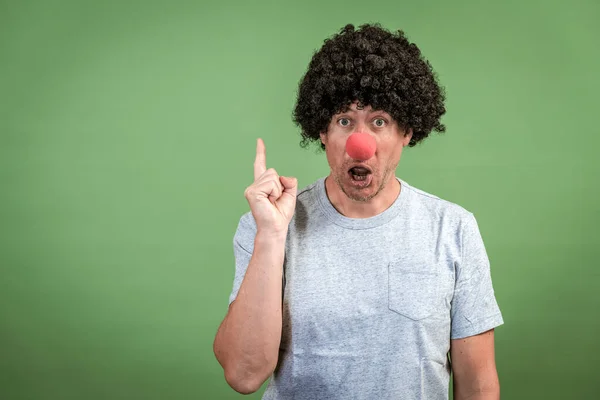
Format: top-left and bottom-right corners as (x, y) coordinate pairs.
(324, 175), (401, 219)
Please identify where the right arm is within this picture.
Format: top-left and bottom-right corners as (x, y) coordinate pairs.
(213, 230), (286, 394)
(213, 138), (297, 394)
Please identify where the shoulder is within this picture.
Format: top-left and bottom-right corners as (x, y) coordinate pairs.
(296, 178), (322, 205)
(402, 179), (474, 226)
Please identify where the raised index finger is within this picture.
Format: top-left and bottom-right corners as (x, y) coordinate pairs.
(254, 138), (266, 181)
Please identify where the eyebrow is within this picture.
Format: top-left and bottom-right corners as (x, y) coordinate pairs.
(339, 109), (390, 116)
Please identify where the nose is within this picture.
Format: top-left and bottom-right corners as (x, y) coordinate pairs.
(345, 132), (376, 160)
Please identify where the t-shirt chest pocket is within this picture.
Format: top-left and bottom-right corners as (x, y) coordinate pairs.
(387, 261), (451, 321)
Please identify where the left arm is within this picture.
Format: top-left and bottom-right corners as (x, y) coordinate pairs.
(450, 328), (499, 400)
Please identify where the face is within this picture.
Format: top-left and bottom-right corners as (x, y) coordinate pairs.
(320, 101), (413, 202)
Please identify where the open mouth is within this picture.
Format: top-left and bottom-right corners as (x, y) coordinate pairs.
(348, 166), (372, 182)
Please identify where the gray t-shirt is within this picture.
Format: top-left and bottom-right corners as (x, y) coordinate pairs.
(229, 176), (504, 399)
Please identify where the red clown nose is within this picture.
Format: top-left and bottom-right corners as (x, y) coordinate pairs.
(345, 132), (376, 160)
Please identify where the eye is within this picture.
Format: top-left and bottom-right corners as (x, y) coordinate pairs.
(373, 118), (387, 127)
(338, 118), (351, 127)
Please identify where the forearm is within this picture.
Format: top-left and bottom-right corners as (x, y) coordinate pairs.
(214, 231), (286, 393)
(454, 390), (500, 400)
(454, 380), (500, 400)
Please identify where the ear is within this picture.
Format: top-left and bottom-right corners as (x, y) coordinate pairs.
(320, 131), (327, 146)
(402, 128), (413, 146)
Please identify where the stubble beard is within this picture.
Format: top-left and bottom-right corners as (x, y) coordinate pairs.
(333, 163), (396, 202)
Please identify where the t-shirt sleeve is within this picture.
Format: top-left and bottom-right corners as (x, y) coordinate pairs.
(228, 212), (257, 306)
(450, 212), (504, 339)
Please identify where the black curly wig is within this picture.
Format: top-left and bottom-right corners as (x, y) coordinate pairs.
(293, 23), (446, 150)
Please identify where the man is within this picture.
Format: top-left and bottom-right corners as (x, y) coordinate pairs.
(213, 23), (503, 399)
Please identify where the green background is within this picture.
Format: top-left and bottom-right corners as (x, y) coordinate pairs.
(1, 0), (598, 399)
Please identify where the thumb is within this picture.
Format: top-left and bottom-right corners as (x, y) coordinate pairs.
(277, 176), (298, 218)
(279, 176), (298, 197)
